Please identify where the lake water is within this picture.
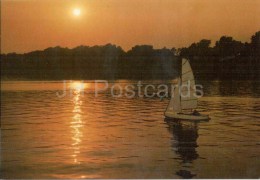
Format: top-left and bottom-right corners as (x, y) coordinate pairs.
(1, 80), (260, 178)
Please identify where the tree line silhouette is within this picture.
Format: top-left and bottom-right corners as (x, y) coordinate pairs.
(1, 31), (259, 80)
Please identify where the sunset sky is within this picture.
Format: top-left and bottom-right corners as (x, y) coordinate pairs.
(1, 0), (260, 53)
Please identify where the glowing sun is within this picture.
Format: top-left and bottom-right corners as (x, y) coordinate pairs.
(73, 8), (81, 16)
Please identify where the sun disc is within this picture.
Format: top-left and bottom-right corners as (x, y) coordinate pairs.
(73, 8), (81, 16)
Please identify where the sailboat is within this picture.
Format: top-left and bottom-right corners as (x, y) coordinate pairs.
(164, 58), (210, 121)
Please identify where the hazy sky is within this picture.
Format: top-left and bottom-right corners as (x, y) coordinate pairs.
(1, 0), (260, 53)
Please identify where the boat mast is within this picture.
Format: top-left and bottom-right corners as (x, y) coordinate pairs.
(180, 58), (182, 112)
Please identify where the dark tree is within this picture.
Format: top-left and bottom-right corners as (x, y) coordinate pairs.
(250, 31), (260, 56)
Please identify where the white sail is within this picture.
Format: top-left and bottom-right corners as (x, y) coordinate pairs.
(181, 58), (198, 110)
(166, 78), (181, 113)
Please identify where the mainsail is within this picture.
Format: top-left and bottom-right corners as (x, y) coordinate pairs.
(180, 58), (198, 110)
(165, 58), (198, 114)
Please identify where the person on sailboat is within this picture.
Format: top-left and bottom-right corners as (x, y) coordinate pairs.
(192, 110), (200, 116)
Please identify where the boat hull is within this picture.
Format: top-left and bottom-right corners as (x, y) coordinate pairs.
(165, 112), (210, 121)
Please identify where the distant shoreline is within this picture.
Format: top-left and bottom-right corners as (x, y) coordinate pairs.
(1, 31), (259, 81)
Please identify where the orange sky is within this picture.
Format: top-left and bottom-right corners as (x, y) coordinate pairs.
(1, 0), (260, 53)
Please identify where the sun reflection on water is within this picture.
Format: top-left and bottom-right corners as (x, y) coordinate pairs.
(71, 89), (84, 164)
(70, 81), (86, 91)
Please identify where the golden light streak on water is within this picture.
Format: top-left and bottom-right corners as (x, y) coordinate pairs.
(71, 90), (84, 164)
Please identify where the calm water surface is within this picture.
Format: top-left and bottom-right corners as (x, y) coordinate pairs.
(1, 80), (260, 178)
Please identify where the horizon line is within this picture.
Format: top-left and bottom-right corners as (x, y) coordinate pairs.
(2, 30), (258, 55)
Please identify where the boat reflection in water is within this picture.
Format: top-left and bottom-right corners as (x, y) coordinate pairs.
(165, 118), (199, 178)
